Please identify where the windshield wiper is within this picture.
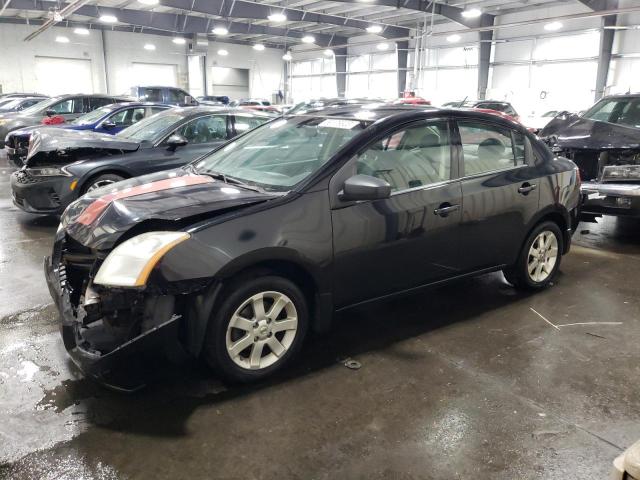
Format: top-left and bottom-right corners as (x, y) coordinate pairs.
(198, 169), (263, 193)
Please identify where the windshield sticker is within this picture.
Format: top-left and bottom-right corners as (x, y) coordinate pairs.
(318, 119), (360, 130)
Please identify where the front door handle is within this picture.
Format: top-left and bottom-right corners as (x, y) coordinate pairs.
(434, 203), (460, 217)
(518, 182), (538, 195)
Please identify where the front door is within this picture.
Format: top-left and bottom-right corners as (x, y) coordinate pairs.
(455, 119), (541, 270)
(331, 118), (463, 308)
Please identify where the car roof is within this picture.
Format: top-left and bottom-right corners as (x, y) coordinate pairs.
(151, 105), (273, 119)
(100, 101), (171, 110)
(289, 104), (525, 129)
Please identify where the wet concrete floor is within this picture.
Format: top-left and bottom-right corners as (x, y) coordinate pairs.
(0, 154), (639, 479)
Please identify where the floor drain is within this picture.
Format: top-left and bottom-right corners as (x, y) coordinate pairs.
(344, 358), (361, 370)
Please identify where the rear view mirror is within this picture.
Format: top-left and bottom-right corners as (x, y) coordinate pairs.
(339, 174), (391, 202)
(102, 121), (116, 129)
(45, 109), (56, 117)
(166, 134), (188, 151)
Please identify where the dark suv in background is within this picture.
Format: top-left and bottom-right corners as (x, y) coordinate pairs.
(129, 86), (198, 106)
(0, 94), (128, 148)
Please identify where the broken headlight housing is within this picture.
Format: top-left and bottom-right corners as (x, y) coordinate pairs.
(602, 165), (640, 182)
(94, 231), (190, 287)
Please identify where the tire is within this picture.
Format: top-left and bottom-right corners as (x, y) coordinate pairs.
(203, 275), (309, 384)
(503, 221), (563, 290)
(82, 173), (125, 195)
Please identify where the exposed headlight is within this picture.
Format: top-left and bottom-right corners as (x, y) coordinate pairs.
(29, 167), (71, 177)
(602, 165), (640, 181)
(94, 231), (190, 287)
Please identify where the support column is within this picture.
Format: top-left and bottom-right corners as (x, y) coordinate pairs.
(335, 47), (347, 97)
(595, 15), (616, 101)
(477, 24), (493, 100)
(396, 40), (409, 96)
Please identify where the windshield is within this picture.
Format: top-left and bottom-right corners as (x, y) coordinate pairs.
(542, 110), (558, 117)
(19, 96), (61, 115)
(0, 98), (24, 111)
(72, 106), (112, 125)
(117, 112), (183, 142)
(194, 116), (368, 192)
(583, 97), (640, 128)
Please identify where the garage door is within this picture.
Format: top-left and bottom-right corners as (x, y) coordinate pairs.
(210, 67), (249, 99)
(35, 56), (94, 96)
(131, 63), (178, 88)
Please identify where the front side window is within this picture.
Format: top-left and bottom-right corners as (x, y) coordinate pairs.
(140, 88), (163, 102)
(355, 120), (451, 192)
(167, 89), (187, 104)
(175, 115), (228, 144)
(459, 120), (521, 176)
(50, 99), (74, 114)
(195, 116), (368, 191)
(108, 107), (147, 127)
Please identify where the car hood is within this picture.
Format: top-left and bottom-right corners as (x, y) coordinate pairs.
(540, 114), (640, 150)
(25, 127), (140, 165)
(62, 169), (276, 250)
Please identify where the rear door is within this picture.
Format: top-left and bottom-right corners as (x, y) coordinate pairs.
(331, 118), (463, 308)
(455, 119), (541, 270)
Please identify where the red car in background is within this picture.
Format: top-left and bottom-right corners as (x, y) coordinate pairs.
(394, 97), (431, 106)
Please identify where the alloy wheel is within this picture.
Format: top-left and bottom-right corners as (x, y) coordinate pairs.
(527, 231), (559, 283)
(87, 179), (116, 192)
(225, 291), (298, 370)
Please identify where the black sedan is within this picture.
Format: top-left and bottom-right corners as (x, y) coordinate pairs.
(45, 106), (581, 385)
(11, 107), (273, 214)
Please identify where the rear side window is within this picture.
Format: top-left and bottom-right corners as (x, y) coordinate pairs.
(167, 89), (187, 104)
(109, 107), (147, 127)
(459, 120), (523, 176)
(356, 120), (451, 192)
(234, 115), (270, 133)
(141, 88), (163, 102)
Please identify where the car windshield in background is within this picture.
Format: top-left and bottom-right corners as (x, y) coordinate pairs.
(72, 106), (112, 125)
(117, 113), (183, 143)
(0, 98), (24, 111)
(19, 96), (59, 114)
(582, 97), (640, 129)
(542, 110), (558, 117)
(195, 116), (368, 192)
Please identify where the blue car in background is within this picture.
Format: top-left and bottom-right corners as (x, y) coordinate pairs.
(5, 102), (170, 166)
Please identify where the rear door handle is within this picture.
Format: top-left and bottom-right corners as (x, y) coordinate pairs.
(518, 183), (538, 195)
(434, 203), (460, 217)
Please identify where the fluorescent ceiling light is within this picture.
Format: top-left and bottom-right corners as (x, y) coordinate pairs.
(144, 43), (156, 50)
(301, 35), (315, 44)
(446, 34), (461, 43)
(253, 44), (265, 51)
(212, 26), (229, 35)
(376, 42), (389, 51)
(268, 13), (287, 22)
(544, 21), (563, 31)
(99, 14), (118, 23)
(55, 35), (69, 43)
(461, 8), (482, 18)
(138, 0), (159, 4)
(366, 25), (383, 34)
(73, 27), (89, 35)
(218, 49), (229, 56)
(323, 49), (334, 56)
(172, 37), (186, 44)
(282, 52), (292, 61)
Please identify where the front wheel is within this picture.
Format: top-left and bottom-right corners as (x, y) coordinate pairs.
(503, 221), (563, 290)
(203, 275), (309, 383)
(82, 173), (125, 195)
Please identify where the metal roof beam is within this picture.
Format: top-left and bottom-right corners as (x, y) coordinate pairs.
(159, 0), (411, 38)
(8, 0), (348, 46)
(319, 0), (495, 29)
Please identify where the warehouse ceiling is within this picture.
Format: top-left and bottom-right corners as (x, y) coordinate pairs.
(0, 0), (615, 47)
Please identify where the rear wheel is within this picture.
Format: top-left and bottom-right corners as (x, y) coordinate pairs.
(82, 173), (125, 194)
(503, 221), (563, 290)
(203, 275), (308, 383)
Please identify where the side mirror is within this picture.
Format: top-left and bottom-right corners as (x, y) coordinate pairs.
(45, 109), (56, 117)
(339, 174), (391, 202)
(102, 120), (116, 129)
(166, 134), (188, 151)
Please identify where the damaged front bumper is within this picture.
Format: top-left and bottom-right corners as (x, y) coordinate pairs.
(44, 251), (182, 383)
(580, 182), (640, 219)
